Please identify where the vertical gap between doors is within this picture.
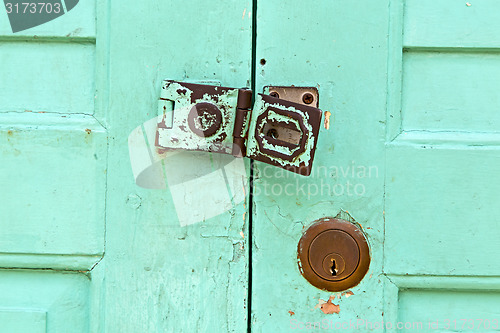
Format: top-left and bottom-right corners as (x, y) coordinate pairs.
(247, 0), (257, 331)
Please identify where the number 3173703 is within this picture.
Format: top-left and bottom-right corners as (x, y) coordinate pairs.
(5, 2), (62, 14)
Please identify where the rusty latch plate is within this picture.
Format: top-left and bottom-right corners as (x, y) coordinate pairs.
(264, 86), (319, 108)
(155, 80), (323, 176)
(246, 94), (322, 176)
(156, 81), (251, 156)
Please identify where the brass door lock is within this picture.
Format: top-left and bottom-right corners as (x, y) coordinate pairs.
(297, 218), (371, 291)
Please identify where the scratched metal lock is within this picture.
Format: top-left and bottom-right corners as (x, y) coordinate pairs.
(298, 218), (371, 291)
(156, 80), (323, 175)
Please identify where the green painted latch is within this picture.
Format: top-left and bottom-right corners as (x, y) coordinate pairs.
(156, 80), (323, 176)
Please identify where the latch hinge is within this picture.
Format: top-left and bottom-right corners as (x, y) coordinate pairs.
(232, 89), (253, 157)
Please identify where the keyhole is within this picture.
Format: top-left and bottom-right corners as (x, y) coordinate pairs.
(330, 259), (337, 276)
(266, 128), (278, 139)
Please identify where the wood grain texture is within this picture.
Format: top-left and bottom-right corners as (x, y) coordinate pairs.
(0, 42), (95, 114)
(0, 270), (90, 332)
(398, 289), (500, 331)
(402, 50), (500, 132)
(404, 0), (500, 48)
(385, 146), (500, 275)
(0, 98), (106, 269)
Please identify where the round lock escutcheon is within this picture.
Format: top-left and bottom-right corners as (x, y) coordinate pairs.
(187, 102), (222, 138)
(297, 218), (370, 292)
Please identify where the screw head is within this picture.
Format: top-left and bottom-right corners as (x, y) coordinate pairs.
(269, 91), (279, 98)
(302, 93), (314, 104)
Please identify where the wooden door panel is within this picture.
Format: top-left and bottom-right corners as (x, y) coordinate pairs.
(0, 43), (95, 114)
(0, 114), (106, 269)
(0, 270), (90, 332)
(0, 2), (104, 270)
(104, 0), (252, 331)
(0, 2), (104, 332)
(385, 148), (500, 276)
(403, 0), (500, 48)
(401, 51), (500, 132)
(398, 288), (500, 331)
(384, 0), (500, 329)
(251, 1), (388, 331)
(385, 0), (500, 277)
(253, 0), (500, 331)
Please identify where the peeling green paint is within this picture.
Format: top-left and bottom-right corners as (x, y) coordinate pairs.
(246, 95), (316, 168)
(157, 80), (240, 154)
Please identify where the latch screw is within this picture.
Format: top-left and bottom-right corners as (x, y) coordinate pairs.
(302, 93), (314, 105)
(269, 91), (280, 98)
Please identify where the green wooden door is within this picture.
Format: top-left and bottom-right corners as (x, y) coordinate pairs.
(1, 1), (105, 331)
(104, 1), (252, 331)
(251, 0), (500, 332)
(251, 1), (388, 331)
(2, 0), (500, 332)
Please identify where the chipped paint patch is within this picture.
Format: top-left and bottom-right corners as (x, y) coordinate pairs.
(288, 310), (295, 316)
(324, 111), (331, 129)
(318, 296), (340, 314)
(314, 298), (326, 309)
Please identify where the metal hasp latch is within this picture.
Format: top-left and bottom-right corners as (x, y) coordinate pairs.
(156, 80), (323, 176)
